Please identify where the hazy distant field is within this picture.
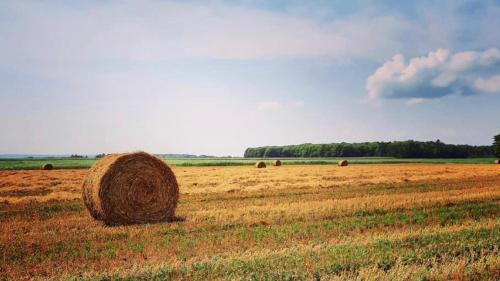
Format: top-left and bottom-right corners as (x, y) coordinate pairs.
(0, 157), (496, 170)
(0, 164), (498, 280)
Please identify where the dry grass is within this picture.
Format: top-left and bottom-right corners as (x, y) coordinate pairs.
(0, 164), (499, 280)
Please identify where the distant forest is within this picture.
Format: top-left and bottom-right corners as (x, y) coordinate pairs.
(244, 140), (494, 158)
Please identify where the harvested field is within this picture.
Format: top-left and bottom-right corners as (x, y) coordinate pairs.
(0, 164), (499, 280)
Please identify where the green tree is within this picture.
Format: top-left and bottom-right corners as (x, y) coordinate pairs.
(244, 140), (494, 158)
(494, 133), (500, 158)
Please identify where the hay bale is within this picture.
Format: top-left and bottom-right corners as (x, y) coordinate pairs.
(42, 163), (53, 170)
(255, 161), (266, 168)
(338, 160), (348, 167)
(82, 152), (179, 225)
(495, 159), (500, 164)
(272, 160), (282, 166)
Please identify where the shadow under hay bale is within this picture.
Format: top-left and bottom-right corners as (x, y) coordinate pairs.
(42, 163), (53, 170)
(255, 161), (266, 168)
(338, 160), (349, 167)
(272, 160), (282, 166)
(82, 152), (179, 226)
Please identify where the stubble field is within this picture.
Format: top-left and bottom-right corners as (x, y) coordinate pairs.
(0, 164), (499, 280)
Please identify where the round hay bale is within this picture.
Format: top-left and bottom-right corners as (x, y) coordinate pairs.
(42, 163), (53, 170)
(338, 160), (348, 167)
(255, 161), (266, 168)
(82, 152), (179, 225)
(495, 159), (500, 164)
(272, 160), (282, 166)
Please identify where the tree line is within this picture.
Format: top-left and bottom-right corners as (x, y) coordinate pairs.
(244, 140), (494, 158)
(494, 133), (500, 158)
(70, 154), (88, 159)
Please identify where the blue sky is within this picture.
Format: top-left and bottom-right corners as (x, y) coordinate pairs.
(1, 0), (499, 156)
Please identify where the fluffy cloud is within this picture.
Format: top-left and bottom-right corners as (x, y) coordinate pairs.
(474, 75), (500, 93)
(366, 48), (500, 101)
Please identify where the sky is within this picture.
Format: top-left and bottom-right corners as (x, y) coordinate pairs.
(1, 0), (499, 156)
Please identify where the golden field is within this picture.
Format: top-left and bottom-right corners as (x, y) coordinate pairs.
(0, 164), (499, 280)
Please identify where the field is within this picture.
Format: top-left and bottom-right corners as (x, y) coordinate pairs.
(0, 164), (499, 280)
(0, 157), (496, 170)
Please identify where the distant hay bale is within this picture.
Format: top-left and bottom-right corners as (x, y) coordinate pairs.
(82, 152), (179, 225)
(42, 163), (53, 170)
(255, 161), (266, 168)
(338, 160), (349, 167)
(272, 160), (282, 166)
(495, 159), (500, 164)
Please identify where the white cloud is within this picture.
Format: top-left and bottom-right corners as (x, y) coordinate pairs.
(0, 0), (426, 71)
(366, 48), (500, 101)
(405, 98), (426, 105)
(258, 101), (282, 110)
(474, 75), (500, 93)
